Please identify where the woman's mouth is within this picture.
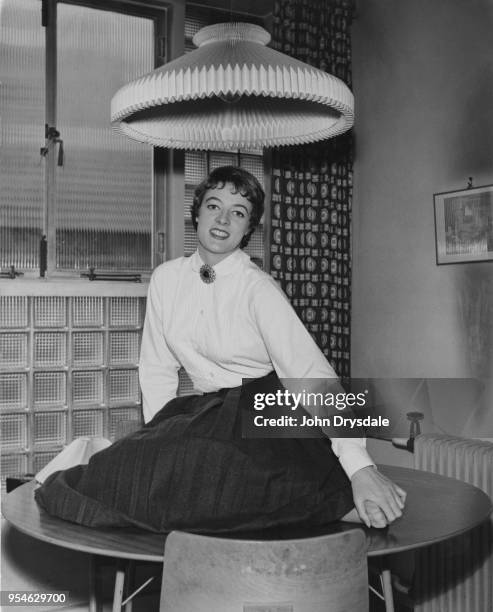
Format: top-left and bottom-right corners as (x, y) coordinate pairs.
(209, 228), (230, 240)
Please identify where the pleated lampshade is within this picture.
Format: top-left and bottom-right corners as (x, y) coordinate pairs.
(111, 22), (354, 151)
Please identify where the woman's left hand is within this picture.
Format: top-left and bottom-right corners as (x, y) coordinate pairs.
(350, 465), (407, 528)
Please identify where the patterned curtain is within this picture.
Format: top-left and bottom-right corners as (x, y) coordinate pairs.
(270, 0), (355, 379)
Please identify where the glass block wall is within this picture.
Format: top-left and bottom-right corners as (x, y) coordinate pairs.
(0, 295), (146, 493)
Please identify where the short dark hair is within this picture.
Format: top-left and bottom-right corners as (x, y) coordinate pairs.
(191, 166), (265, 249)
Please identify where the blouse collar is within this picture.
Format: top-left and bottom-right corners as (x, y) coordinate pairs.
(190, 248), (247, 277)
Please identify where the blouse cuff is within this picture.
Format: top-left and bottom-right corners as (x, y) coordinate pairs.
(330, 437), (375, 479)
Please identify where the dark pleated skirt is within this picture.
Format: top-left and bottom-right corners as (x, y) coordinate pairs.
(35, 373), (354, 534)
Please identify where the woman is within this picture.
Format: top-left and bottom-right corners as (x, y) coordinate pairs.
(36, 166), (405, 532)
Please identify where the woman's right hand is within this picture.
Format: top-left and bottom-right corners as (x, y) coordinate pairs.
(351, 465), (407, 528)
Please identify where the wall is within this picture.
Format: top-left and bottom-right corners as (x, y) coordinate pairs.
(351, 0), (493, 444)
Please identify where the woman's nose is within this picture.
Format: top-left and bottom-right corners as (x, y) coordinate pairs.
(215, 209), (230, 224)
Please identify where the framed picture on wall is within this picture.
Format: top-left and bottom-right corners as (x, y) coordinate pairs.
(434, 184), (493, 264)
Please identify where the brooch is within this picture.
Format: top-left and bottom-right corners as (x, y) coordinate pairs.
(199, 263), (216, 284)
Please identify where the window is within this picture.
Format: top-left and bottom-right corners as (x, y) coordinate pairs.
(0, 0), (167, 275)
(1, 0), (45, 270)
(54, 3), (154, 271)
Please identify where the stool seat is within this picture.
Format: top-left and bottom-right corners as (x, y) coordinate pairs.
(160, 528), (369, 612)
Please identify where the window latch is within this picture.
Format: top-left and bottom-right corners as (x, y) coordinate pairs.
(40, 124), (64, 166)
(0, 265), (24, 279)
(81, 267), (142, 283)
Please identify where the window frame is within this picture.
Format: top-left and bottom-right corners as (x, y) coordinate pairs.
(2, 0), (185, 282)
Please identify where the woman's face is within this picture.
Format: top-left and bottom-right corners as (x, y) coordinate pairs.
(196, 183), (252, 266)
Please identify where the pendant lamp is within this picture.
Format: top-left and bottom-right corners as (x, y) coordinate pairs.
(111, 22), (354, 151)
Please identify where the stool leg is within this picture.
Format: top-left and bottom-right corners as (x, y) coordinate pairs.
(381, 568), (395, 612)
(88, 555), (102, 612)
(112, 560), (126, 612)
(123, 561), (135, 612)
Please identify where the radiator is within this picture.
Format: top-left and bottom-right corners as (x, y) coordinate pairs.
(412, 434), (493, 612)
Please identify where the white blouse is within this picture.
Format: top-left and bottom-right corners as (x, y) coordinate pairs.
(139, 249), (373, 478)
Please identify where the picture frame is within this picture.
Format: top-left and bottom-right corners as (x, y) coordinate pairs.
(434, 184), (493, 264)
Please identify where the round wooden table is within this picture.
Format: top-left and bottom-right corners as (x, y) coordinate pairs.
(2, 465), (491, 611)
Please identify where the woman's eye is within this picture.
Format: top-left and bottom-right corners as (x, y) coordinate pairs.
(232, 210), (245, 218)
(206, 203), (219, 211)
